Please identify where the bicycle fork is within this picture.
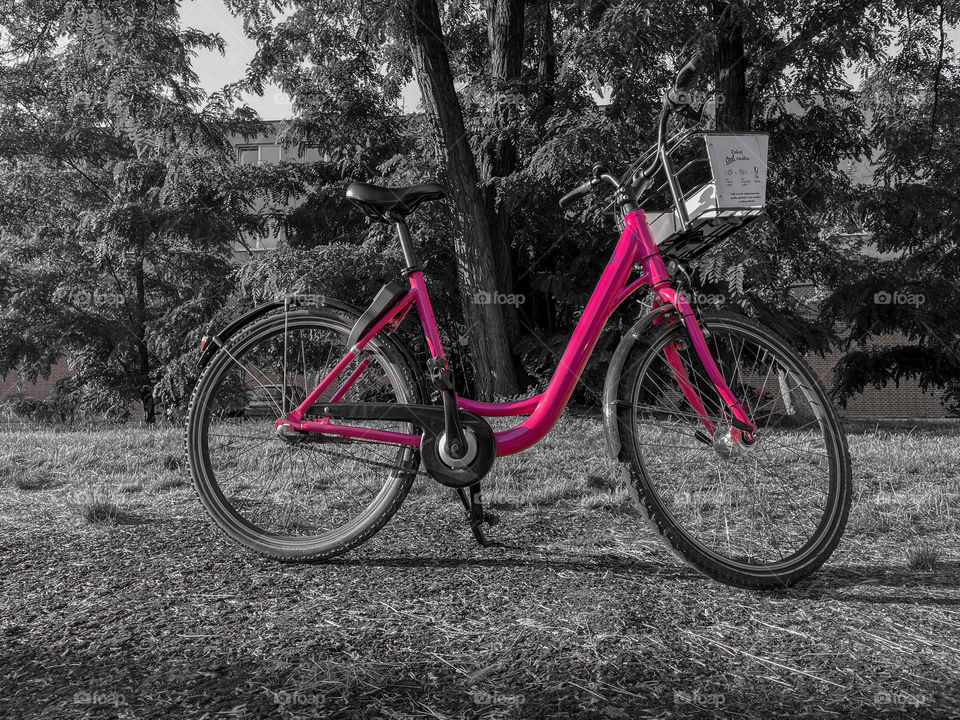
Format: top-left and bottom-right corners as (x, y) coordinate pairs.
(625, 207), (756, 445)
(656, 288), (757, 445)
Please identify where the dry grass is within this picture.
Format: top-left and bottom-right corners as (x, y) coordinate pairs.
(907, 543), (942, 571)
(11, 467), (59, 491)
(65, 487), (139, 526)
(0, 415), (958, 718)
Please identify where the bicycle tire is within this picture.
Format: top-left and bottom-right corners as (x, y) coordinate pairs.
(615, 310), (852, 589)
(185, 306), (423, 562)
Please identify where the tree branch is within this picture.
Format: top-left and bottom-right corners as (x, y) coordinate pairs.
(931, 2), (945, 129)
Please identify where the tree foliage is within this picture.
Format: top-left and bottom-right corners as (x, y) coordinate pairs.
(219, 0), (910, 401)
(3, 0), (957, 417)
(819, 1), (960, 411)
(0, 0), (263, 422)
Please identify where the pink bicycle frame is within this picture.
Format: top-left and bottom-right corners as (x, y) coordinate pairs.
(282, 209), (755, 455)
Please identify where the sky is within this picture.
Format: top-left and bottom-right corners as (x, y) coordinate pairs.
(180, 0), (421, 119)
(181, 0), (960, 121)
(180, 1), (285, 119)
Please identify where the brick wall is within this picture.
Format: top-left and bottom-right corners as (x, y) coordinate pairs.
(788, 284), (951, 418)
(805, 340), (950, 418)
(0, 361), (74, 404)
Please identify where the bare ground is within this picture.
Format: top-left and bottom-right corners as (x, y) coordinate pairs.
(1, 417), (959, 719)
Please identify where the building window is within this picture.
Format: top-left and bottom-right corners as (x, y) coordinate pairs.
(237, 146), (260, 165)
(259, 145), (281, 164)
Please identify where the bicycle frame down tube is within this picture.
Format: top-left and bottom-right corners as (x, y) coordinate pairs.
(490, 212), (651, 455)
(493, 209), (754, 454)
(458, 395), (542, 416)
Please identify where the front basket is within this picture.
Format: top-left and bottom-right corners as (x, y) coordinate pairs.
(645, 132), (769, 262)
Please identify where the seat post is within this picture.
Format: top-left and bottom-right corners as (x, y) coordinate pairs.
(391, 215), (420, 270)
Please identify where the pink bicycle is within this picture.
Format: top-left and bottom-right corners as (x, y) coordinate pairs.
(186, 57), (851, 589)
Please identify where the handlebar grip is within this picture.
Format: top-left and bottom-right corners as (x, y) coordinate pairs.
(674, 53), (707, 91)
(559, 179), (593, 210)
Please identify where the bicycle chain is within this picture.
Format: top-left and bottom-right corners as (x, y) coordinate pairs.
(291, 441), (433, 478)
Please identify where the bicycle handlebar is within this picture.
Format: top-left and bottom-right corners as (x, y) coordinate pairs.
(665, 54), (706, 108)
(559, 179), (594, 210)
(559, 51), (706, 211)
(675, 54), (706, 92)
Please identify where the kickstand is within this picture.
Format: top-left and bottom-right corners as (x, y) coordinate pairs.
(455, 482), (493, 548)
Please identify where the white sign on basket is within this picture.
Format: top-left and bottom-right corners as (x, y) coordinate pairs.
(704, 133), (769, 208)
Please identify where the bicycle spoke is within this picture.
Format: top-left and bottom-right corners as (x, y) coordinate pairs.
(194, 318), (417, 543)
(629, 317), (841, 569)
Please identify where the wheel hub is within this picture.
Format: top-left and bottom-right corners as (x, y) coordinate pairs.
(437, 429), (479, 468)
(712, 423), (758, 459)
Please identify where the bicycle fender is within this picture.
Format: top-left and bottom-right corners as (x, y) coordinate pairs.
(197, 295), (363, 371)
(602, 305), (677, 461)
(347, 281), (408, 347)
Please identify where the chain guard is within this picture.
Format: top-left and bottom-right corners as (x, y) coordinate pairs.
(421, 414), (496, 488)
(319, 401), (496, 488)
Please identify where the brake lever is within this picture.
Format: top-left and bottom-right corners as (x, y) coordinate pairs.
(633, 174), (656, 196)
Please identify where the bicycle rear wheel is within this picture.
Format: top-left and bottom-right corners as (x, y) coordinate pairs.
(185, 306), (422, 561)
(615, 310), (851, 588)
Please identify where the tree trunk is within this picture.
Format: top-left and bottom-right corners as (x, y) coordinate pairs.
(134, 256), (155, 423)
(402, 0), (519, 399)
(481, 0), (525, 345)
(714, 1), (750, 131)
(534, 0), (555, 116)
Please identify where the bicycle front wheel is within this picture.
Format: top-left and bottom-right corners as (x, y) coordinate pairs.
(186, 307), (423, 562)
(615, 310), (851, 589)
